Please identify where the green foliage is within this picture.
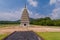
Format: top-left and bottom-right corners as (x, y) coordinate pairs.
(30, 17), (60, 26)
(53, 20), (60, 26)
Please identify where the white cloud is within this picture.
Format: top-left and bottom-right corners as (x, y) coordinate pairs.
(0, 8), (24, 21)
(27, 0), (38, 7)
(32, 13), (44, 19)
(49, 0), (60, 19)
(50, 8), (60, 19)
(28, 10), (45, 19)
(50, 0), (56, 5)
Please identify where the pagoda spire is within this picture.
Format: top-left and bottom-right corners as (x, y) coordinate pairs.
(25, 3), (26, 8)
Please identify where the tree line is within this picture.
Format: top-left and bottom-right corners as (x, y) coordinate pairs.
(0, 17), (60, 26)
(30, 17), (60, 26)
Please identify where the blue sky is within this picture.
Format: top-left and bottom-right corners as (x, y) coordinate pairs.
(0, 0), (60, 21)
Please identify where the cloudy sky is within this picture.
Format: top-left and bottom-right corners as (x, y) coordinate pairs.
(0, 0), (60, 21)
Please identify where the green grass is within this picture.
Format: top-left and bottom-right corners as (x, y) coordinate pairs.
(0, 34), (9, 40)
(37, 32), (60, 40)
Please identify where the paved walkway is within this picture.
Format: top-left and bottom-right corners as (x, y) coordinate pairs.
(4, 31), (42, 40)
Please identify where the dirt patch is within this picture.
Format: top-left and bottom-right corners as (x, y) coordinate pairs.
(0, 25), (60, 34)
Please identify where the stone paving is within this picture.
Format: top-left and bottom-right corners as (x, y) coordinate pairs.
(4, 31), (42, 40)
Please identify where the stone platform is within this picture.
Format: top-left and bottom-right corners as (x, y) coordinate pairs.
(3, 31), (42, 40)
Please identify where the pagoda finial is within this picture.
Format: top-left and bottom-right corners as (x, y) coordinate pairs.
(25, 3), (26, 8)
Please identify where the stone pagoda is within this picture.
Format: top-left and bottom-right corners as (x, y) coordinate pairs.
(20, 5), (30, 27)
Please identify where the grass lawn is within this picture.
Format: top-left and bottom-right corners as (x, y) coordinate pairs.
(37, 32), (60, 40)
(0, 34), (9, 40)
